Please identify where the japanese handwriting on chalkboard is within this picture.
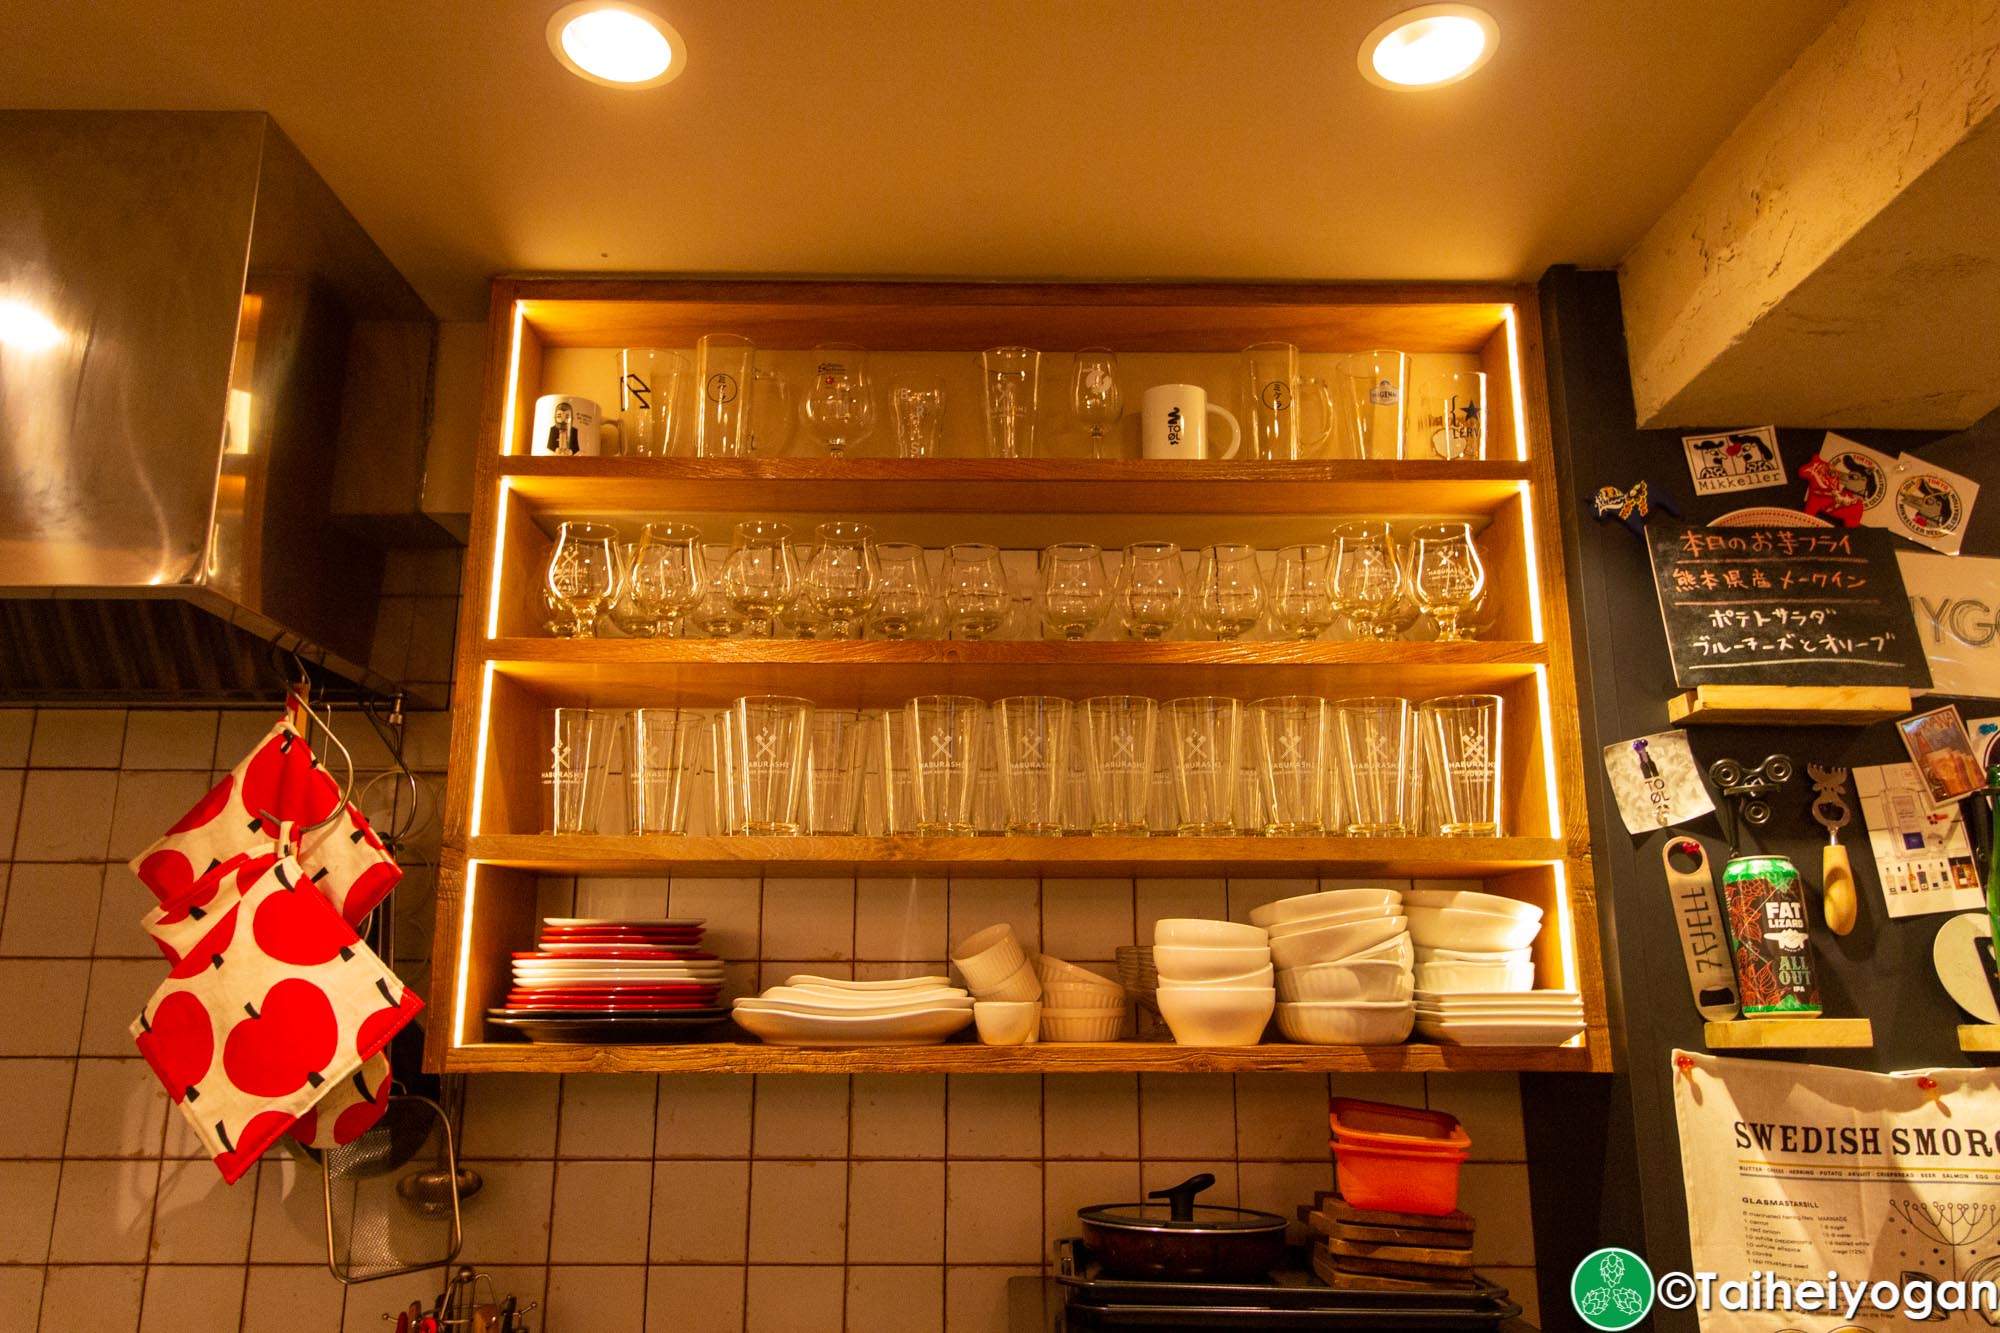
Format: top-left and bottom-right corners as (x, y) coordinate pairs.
(1677, 529), (1855, 558)
(1690, 631), (1897, 657)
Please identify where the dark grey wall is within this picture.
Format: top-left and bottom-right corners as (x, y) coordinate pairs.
(1523, 266), (2000, 1332)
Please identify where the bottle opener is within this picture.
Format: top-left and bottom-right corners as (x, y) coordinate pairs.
(1806, 764), (1858, 935)
(1661, 836), (1741, 1021)
(1707, 754), (1795, 855)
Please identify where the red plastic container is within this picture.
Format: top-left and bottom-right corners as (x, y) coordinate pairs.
(1328, 1098), (1471, 1216)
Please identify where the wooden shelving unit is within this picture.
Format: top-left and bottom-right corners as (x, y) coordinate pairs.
(1703, 1018), (1875, 1050)
(427, 278), (1607, 1076)
(1959, 1025), (2000, 1054)
(1667, 685), (1913, 727)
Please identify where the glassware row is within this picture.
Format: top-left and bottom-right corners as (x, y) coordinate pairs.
(545, 692), (1503, 841)
(544, 339), (1487, 461)
(543, 520), (1494, 643)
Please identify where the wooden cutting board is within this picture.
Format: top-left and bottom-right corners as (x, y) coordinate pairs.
(1327, 1236), (1477, 1268)
(1312, 1246), (1478, 1292)
(1332, 1251), (1480, 1282)
(1307, 1211), (1476, 1248)
(1306, 1192), (1475, 1232)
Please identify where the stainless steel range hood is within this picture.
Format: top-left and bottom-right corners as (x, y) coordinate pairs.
(0, 111), (438, 702)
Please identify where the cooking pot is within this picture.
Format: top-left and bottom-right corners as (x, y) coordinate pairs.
(1077, 1172), (1288, 1283)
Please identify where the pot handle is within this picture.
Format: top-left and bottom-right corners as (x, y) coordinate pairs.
(1147, 1172), (1217, 1222)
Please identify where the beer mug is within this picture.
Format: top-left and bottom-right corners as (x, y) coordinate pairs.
(1241, 342), (1334, 460)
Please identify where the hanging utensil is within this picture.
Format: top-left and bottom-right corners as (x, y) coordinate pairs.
(1660, 836), (1740, 1020)
(1806, 764), (1857, 936)
(1707, 754), (1794, 855)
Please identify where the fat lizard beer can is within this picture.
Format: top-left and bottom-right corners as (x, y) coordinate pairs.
(1720, 855), (1821, 1017)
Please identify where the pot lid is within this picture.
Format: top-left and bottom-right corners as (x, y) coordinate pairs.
(1078, 1172), (1288, 1234)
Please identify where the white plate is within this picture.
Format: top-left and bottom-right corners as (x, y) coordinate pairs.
(736, 996), (973, 1019)
(752, 987), (972, 1012)
(731, 1005), (976, 1046)
(784, 975), (952, 992)
(1415, 1016), (1585, 1046)
(1415, 990), (1579, 1006)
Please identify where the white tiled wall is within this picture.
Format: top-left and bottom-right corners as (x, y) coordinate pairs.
(0, 549), (1542, 1330)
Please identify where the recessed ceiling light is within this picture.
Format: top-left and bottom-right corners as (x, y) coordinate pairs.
(547, 2), (686, 89)
(1358, 4), (1497, 90)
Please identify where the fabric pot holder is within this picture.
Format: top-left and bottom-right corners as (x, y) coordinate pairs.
(129, 715), (402, 927)
(132, 854), (425, 1183)
(289, 1051), (393, 1149)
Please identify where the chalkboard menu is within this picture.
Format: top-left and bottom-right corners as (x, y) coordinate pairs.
(1645, 521), (1932, 688)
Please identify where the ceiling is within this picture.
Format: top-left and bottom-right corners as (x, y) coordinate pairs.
(0, 0), (1848, 321)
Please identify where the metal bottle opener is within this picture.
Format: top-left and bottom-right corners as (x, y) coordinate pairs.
(1707, 754), (1795, 855)
(1806, 764), (1858, 936)
(1661, 836), (1741, 1021)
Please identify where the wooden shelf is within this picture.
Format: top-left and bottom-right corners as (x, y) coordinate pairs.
(1960, 1025), (2000, 1053)
(1703, 1018), (1875, 1050)
(443, 1038), (1597, 1075)
(500, 456), (1532, 521)
(485, 638), (1551, 706)
(1668, 685), (1913, 727)
(466, 833), (1570, 878)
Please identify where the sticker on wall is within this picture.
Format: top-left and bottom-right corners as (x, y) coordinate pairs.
(1806, 433), (1896, 527)
(1603, 729), (1715, 834)
(1852, 762), (1984, 917)
(1681, 426), (1785, 497)
(1898, 552), (2000, 699)
(1885, 453), (1979, 555)
(1896, 703), (1987, 807)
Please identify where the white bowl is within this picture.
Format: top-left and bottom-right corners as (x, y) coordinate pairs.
(1156, 963), (1276, 991)
(1152, 943), (1273, 982)
(1276, 959), (1413, 1004)
(1041, 1008), (1127, 1042)
(969, 957), (1043, 1003)
(1406, 906), (1542, 953)
(1414, 960), (1535, 994)
(1348, 934), (1416, 968)
(1268, 917), (1408, 971)
(1037, 954), (1113, 987)
(1416, 945), (1532, 964)
(1276, 1000), (1416, 1045)
(1154, 918), (1270, 949)
(1042, 980), (1128, 1009)
(951, 924), (1029, 991)
(1249, 888), (1402, 929)
(1266, 904), (1402, 939)
(974, 1001), (1040, 1045)
(1157, 985), (1276, 1046)
(1403, 888), (1543, 921)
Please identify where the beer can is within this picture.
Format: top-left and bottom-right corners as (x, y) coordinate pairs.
(1720, 855), (1822, 1017)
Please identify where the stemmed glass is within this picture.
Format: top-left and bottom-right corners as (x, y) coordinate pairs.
(1115, 541), (1188, 641)
(1193, 543), (1265, 640)
(942, 543), (1009, 641)
(869, 543), (934, 639)
(1331, 521), (1402, 641)
(803, 521), (880, 640)
(1070, 348), (1123, 458)
(546, 521), (618, 638)
(691, 544), (745, 638)
(604, 541), (657, 637)
(1410, 521), (1487, 642)
(723, 520), (797, 639)
(1038, 542), (1113, 641)
(799, 344), (876, 458)
(1270, 543), (1336, 641)
(630, 522), (703, 640)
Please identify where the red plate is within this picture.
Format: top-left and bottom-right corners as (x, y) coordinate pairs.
(508, 986), (718, 998)
(535, 943), (706, 954)
(512, 944), (716, 956)
(539, 929), (705, 939)
(502, 999), (723, 1010)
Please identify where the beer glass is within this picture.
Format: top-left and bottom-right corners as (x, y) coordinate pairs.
(1082, 695), (1157, 835)
(1270, 543), (1336, 641)
(1165, 696), (1242, 835)
(981, 346), (1041, 458)
(907, 695), (986, 835)
(1333, 695), (1411, 836)
(1242, 342), (1334, 460)
(800, 343), (876, 458)
(723, 520), (797, 639)
(869, 542), (934, 640)
(805, 707), (866, 834)
(549, 707), (616, 834)
(993, 696), (1073, 836)
(1192, 543), (1265, 641)
(614, 347), (687, 457)
(803, 521), (879, 639)
(1410, 521), (1486, 642)
(1417, 370), (1487, 461)
(625, 708), (691, 835)
(891, 375), (947, 458)
(942, 542), (1009, 641)
(727, 695), (814, 835)
(1418, 694), (1502, 836)
(1038, 542), (1113, 641)
(546, 522), (619, 638)
(629, 521), (703, 639)
(1331, 521), (1402, 641)
(694, 333), (756, 457)
(1249, 695), (1329, 836)
(1335, 350), (1408, 459)
(1115, 541), (1187, 641)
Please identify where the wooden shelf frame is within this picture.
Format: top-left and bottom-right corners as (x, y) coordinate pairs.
(429, 278), (1606, 1076)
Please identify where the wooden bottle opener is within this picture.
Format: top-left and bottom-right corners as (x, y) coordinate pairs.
(1807, 764), (1858, 936)
(1661, 836), (1741, 1020)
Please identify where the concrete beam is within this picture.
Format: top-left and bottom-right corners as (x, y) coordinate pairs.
(1620, 0), (2000, 429)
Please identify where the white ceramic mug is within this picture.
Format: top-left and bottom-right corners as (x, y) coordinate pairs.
(1141, 384), (1241, 461)
(530, 394), (602, 457)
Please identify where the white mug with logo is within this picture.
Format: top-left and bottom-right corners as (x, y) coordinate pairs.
(1141, 384), (1242, 461)
(530, 394), (602, 457)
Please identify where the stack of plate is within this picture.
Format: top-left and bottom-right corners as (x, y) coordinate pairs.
(1413, 990), (1584, 1046)
(733, 975), (975, 1046)
(487, 917), (731, 1043)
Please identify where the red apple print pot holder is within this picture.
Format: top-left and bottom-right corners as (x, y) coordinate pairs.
(132, 853), (424, 1182)
(128, 714), (402, 929)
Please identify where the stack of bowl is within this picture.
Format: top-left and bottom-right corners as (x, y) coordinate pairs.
(1405, 889), (1542, 994)
(950, 924), (1043, 1042)
(1253, 889), (1415, 1046)
(1037, 955), (1128, 1041)
(1153, 919), (1276, 1046)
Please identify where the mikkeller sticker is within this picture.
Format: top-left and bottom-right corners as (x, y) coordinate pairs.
(1681, 426), (1786, 497)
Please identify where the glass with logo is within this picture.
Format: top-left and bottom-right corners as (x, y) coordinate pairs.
(694, 333), (756, 457)
(1249, 695), (1329, 836)
(1165, 696), (1242, 835)
(993, 696), (1072, 836)
(726, 695), (814, 835)
(906, 695), (986, 835)
(1333, 695), (1411, 836)
(1335, 350), (1408, 459)
(1081, 695), (1158, 835)
(1242, 342), (1334, 460)
(1418, 694), (1502, 836)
